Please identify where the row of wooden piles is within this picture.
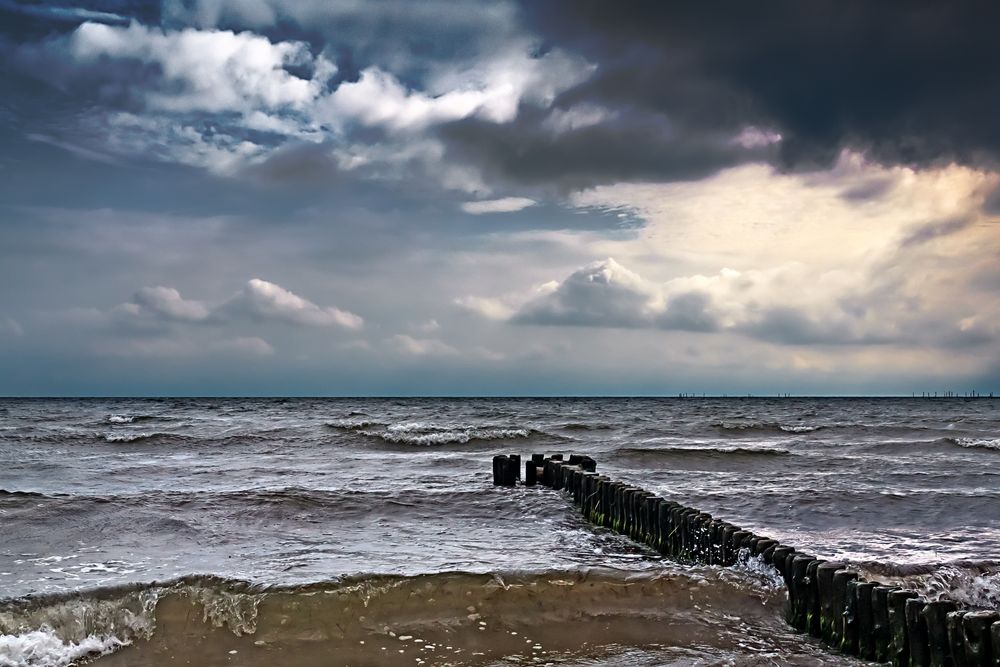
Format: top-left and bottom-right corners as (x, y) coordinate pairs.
(492, 452), (1000, 667)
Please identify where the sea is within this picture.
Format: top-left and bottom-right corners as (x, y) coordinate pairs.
(1, 397), (998, 666)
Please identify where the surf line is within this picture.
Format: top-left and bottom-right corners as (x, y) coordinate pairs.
(492, 453), (1000, 666)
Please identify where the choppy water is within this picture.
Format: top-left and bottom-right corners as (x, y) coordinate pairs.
(1, 397), (998, 665)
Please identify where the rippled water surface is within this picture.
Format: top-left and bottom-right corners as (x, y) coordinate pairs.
(1, 397), (998, 665)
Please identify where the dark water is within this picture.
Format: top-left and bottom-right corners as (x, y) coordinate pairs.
(1, 397), (998, 665)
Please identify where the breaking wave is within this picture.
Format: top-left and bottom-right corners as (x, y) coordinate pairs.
(343, 421), (548, 446)
(0, 568), (788, 667)
(951, 437), (1000, 451)
(106, 415), (156, 424)
(711, 421), (823, 435)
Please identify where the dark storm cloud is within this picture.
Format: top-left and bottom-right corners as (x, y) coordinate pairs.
(438, 105), (772, 193)
(0, 0), (156, 38)
(517, 0), (1000, 173)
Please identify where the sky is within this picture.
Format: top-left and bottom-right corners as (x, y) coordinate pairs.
(1, 0), (999, 396)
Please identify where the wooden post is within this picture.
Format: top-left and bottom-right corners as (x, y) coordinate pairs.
(524, 460), (537, 486)
(727, 529), (748, 563)
(805, 559), (824, 636)
(771, 545), (794, 579)
(787, 555), (815, 631)
(831, 569), (858, 652)
(992, 620), (1000, 667)
(816, 562), (845, 644)
(946, 611), (967, 665)
(851, 580), (878, 661)
(888, 589), (919, 666)
(905, 597), (930, 667)
(921, 599), (957, 667)
(962, 610), (999, 665)
(872, 585), (893, 663)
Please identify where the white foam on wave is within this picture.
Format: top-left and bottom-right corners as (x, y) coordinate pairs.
(954, 437), (1000, 450)
(103, 432), (153, 443)
(355, 421), (534, 445)
(106, 415), (134, 424)
(779, 424), (821, 433)
(0, 628), (125, 667)
(903, 565), (1000, 609)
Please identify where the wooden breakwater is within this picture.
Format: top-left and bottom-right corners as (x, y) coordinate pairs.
(491, 453), (1000, 667)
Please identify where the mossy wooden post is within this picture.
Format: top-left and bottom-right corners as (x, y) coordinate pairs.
(905, 597), (930, 667)
(510, 454), (521, 480)
(962, 610), (999, 665)
(831, 569), (858, 652)
(646, 495), (663, 549)
(636, 491), (652, 543)
(642, 493), (657, 544)
(614, 487), (627, 536)
(635, 493), (649, 542)
(787, 555), (814, 631)
(946, 611), (967, 665)
(805, 559), (824, 636)
(635, 492), (650, 542)
(584, 472), (599, 521)
(646, 497), (661, 549)
(610, 483), (624, 532)
(921, 599), (957, 667)
(601, 476), (613, 525)
(872, 585), (893, 663)
(888, 589), (919, 666)
(621, 488), (635, 537)
(851, 580), (877, 661)
(816, 562), (845, 643)
(592, 476), (607, 525)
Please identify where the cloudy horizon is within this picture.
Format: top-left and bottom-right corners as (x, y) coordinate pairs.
(1, 0), (999, 396)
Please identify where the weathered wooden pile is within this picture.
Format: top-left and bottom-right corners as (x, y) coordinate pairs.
(492, 452), (1000, 667)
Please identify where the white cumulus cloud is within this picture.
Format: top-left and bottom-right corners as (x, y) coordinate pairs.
(68, 22), (333, 113)
(222, 279), (363, 329)
(131, 286), (210, 321)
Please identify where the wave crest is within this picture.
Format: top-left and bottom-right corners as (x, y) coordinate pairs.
(339, 421), (546, 446)
(616, 446), (791, 458)
(711, 421), (822, 434)
(953, 437), (1000, 451)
